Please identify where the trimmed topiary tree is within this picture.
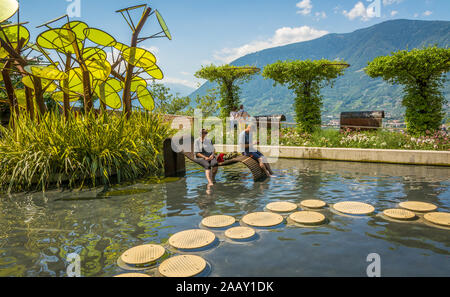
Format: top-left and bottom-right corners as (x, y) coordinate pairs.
(366, 46), (450, 135)
(263, 59), (348, 133)
(195, 64), (260, 118)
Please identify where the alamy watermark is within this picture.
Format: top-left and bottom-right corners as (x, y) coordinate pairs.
(170, 109), (281, 163)
(66, 0), (81, 18)
(366, 253), (381, 277)
(66, 253), (81, 277)
(368, 0), (382, 18)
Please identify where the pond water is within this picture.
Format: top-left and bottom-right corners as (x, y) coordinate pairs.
(0, 159), (449, 277)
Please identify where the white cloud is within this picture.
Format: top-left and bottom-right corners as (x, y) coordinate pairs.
(315, 11), (327, 19)
(343, 1), (377, 21)
(333, 5), (341, 14)
(414, 13), (419, 17)
(160, 77), (199, 89)
(143, 46), (159, 54)
(423, 10), (433, 16)
(213, 26), (329, 63)
(296, 0), (313, 15)
(383, 0), (403, 6)
(200, 59), (213, 66)
(390, 10), (399, 16)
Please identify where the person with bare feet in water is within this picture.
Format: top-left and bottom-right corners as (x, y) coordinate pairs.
(238, 123), (275, 178)
(194, 129), (219, 186)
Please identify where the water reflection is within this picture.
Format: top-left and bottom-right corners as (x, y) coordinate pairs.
(0, 159), (449, 276)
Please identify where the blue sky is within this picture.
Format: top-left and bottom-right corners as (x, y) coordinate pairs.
(15, 0), (450, 90)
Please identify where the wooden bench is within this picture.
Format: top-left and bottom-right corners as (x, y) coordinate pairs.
(254, 115), (286, 130)
(340, 111), (385, 131)
(164, 136), (267, 182)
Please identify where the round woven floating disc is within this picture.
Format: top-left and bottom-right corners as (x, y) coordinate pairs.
(225, 226), (256, 240)
(383, 208), (416, 220)
(159, 255), (207, 277)
(201, 215), (236, 228)
(333, 201), (375, 215)
(169, 229), (216, 250)
(114, 273), (150, 277)
(399, 201), (437, 212)
(120, 244), (165, 266)
(300, 199), (327, 209)
(289, 211), (326, 225)
(266, 201), (298, 212)
(241, 212), (284, 227)
(424, 212), (450, 227)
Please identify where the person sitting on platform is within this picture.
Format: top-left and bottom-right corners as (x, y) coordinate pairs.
(194, 129), (219, 186)
(238, 123), (275, 178)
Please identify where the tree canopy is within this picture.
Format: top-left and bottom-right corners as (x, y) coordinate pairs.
(263, 59), (348, 132)
(365, 46), (450, 135)
(195, 64), (260, 118)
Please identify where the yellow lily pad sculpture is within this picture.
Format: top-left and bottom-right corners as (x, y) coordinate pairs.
(95, 78), (123, 109)
(0, 0), (18, 23)
(0, 2), (172, 116)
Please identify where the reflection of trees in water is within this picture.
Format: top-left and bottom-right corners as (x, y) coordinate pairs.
(194, 181), (269, 218)
(167, 162), (262, 217)
(0, 186), (167, 276)
(401, 179), (446, 207)
(168, 164), (270, 218)
(296, 163), (324, 200)
(366, 216), (450, 256)
(165, 177), (190, 218)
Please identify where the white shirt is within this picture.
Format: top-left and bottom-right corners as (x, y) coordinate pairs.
(194, 137), (215, 157)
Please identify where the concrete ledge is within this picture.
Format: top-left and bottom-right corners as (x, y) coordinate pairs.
(214, 145), (450, 166)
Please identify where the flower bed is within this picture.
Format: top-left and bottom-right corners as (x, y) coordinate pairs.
(280, 128), (449, 151)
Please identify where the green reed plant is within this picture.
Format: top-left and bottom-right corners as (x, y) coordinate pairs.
(0, 111), (174, 193)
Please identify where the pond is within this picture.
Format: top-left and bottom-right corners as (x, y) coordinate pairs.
(0, 159), (449, 277)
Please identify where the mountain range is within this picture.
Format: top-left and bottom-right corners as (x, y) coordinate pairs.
(189, 19), (450, 121)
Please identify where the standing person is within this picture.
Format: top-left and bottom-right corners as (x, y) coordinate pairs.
(238, 124), (275, 178)
(238, 105), (248, 131)
(194, 129), (219, 186)
(238, 105), (245, 116)
(229, 107), (238, 130)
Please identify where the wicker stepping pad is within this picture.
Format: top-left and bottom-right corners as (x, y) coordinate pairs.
(241, 212), (284, 227)
(159, 255), (207, 277)
(202, 215), (236, 228)
(424, 212), (450, 227)
(333, 201), (375, 215)
(300, 199), (327, 209)
(120, 244), (165, 266)
(289, 211), (326, 225)
(225, 226), (256, 240)
(169, 229), (216, 250)
(114, 273), (151, 277)
(266, 201), (298, 212)
(399, 201), (437, 212)
(383, 209), (416, 220)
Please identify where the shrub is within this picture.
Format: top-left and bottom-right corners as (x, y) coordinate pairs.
(0, 111), (174, 193)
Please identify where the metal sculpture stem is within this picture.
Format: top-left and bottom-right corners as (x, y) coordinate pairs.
(63, 53), (72, 119)
(122, 7), (152, 119)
